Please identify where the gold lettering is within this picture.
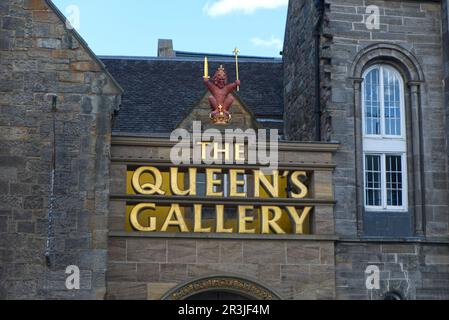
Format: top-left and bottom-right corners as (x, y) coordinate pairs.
(197, 142), (211, 161)
(216, 205), (233, 233)
(290, 171), (308, 198)
(213, 143), (230, 161)
(286, 206), (312, 234)
(170, 167), (197, 196)
(132, 166), (165, 195)
(261, 206), (286, 234)
(229, 169), (246, 197)
(130, 203), (157, 232)
(253, 170), (279, 198)
(193, 204), (211, 233)
(234, 143), (245, 161)
(206, 168), (223, 196)
(238, 206), (256, 234)
(161, 204), (188, 232)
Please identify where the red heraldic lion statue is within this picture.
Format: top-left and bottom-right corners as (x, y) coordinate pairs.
(204, 65), (240, 124)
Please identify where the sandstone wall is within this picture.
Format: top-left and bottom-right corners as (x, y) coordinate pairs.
(284, 0), (449, 299)
(0, 0), (121, 299)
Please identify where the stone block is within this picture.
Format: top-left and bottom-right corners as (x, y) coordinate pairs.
(258, 264), (281, 282)
(17, 221), (35, 234)
(24, 0), (48, 10)
(147, 282), (177, 300)
(36, 38), (61, 49)
(381, 244), (416, 254)
(286, 242), (320, 265)
(197, 240), (219, 264)
(187, 263), (258, 279)
(106, 263), (137, 282)
(106, 282), (147, 300)
(107, 238), (126, 262)
(136, 263), (160, 282)
(243, 241), (286, 264)
(160, 264), (188, 282)
(126, 239), (167, 263)
(425, 255), (449, 265)
(220, 241), (243, 264)
(167, 240), (196, 264)
(70, 62), (101, 72)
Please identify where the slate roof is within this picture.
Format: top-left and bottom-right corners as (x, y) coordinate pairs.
(101, 56), (284, 135)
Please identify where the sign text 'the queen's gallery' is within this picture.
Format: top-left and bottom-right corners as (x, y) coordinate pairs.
(127, 164), (314, 235)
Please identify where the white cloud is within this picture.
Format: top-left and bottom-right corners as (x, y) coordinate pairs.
(251, 36), (283, 50)
(203, 0), (288, 17)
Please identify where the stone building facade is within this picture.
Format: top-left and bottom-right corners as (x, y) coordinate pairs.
(0, 0), (449, 300)
(0, 0), (122, 299)
(106, 137), (338, 300)
(444, 0), (449, 156)
(284, 0), (449, 299)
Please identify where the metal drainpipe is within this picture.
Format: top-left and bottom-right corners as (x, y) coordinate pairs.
(314, 0), (325, 142)
(45, 95), (57, 267)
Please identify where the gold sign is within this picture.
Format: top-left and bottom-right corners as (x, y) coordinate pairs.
(126, 166), (314, 235)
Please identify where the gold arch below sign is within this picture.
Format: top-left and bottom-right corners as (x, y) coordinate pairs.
(161, 275), (282, 300)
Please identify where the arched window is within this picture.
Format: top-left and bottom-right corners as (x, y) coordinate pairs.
(362, 65), (408, 212)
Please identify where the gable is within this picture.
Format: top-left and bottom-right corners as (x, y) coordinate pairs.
(176, 91), (259, 132)
(43, 0), (123, 95)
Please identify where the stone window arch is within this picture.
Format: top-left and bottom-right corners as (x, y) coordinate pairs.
(349, 43), (425, 237)
(362, 65), (408, 211)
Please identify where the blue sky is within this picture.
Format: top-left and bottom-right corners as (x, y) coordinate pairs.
(52, 0), (288, 58)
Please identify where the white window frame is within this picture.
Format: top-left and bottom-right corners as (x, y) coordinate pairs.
(363, 153), (408, 212)
(362, 65), (407, 141)
(362, 65), (408, 212)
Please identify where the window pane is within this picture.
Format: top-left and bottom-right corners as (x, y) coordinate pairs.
(386, 155), (403, 207)
(364, 69), (380, 135)
(236, 173), (247, 194)
(196, 173), (206, 196)
(212, 173), (228, 196)
(365, 155), (382, 206)
(383, 69), (401, 136)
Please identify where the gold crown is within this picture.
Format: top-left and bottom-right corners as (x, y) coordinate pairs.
(210, 105), (232, 125)
(214, 65), (227, 79)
